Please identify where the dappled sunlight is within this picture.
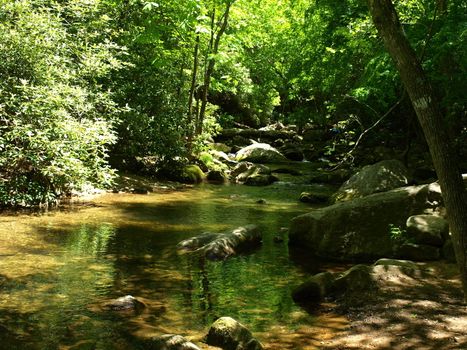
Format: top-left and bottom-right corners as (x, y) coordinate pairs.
(0, 183), (339, 349)
(321, 262), (466, 350)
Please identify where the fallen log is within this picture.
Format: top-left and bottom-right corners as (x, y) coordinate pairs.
(176, 225), (262, 261)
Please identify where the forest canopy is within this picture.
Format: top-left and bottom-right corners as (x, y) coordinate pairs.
(0, 0), (465, 206)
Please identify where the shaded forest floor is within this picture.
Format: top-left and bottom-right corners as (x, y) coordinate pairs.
(316, 262), (467, 350)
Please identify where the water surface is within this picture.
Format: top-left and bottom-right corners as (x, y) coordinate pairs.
(0, 178), (346, 349)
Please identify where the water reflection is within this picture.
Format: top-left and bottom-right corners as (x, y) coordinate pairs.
(64, 223), (116, 257)
(0, 179), (344, 349)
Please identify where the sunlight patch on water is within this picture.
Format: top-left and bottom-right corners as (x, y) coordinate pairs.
(0, 182), (345, 349)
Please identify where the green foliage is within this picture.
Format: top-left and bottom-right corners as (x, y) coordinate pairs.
(0, 0), (122, 207)
(1, 0), (465, 206)
(388, 224), (409, 244)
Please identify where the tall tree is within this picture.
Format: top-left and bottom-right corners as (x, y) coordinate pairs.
(196, 0), (235, 135)
(367, 0), (467, 301)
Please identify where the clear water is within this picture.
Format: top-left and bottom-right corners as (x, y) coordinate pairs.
(0, 175), (346, 349)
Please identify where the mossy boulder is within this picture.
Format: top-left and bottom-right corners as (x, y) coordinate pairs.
(180, 165), (205, 184)
(331, 159), (411, 203)
(289, 183), (443, 261)
(292, 272), (335, 302)
(205, 317), (263, 350)
(231, 162), (277, 186)
(207, 169), (228, 184)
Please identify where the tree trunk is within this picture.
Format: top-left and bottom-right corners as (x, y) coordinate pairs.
(367, 0), (467, 302)
(186, 34), (200, 151)
(196, 1), (233, 136)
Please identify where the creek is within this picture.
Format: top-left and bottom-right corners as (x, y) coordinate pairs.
(0, 164), (347, 349)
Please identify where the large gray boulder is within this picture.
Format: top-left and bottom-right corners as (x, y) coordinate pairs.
(331, 159), (411, 203)
(205, 317), (263, 350)
(235, 143), (287, 163)
(289, 183), (443, 261)
(406, 214), (449, 247)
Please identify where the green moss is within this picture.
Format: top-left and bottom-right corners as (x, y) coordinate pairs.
(181, 165), (205, 184)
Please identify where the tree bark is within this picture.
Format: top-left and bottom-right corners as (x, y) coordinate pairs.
(367, 0), (467, 302)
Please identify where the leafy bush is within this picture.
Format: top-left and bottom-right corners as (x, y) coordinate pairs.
(0, 0), (122, 207)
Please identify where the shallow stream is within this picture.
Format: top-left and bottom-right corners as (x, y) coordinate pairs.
(0, 167), (347, 349)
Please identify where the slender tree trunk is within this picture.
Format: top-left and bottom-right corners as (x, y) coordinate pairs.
(187, 34), (200, 151)
(196, 1), (233, 135)
(367, 0), (467, 302)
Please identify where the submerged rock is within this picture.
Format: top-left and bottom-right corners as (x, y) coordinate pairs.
(177, 225), (262, 261)
(206, 317), (263, 350)
(176, 233), (220, 253)
(103, 295), (145, 312)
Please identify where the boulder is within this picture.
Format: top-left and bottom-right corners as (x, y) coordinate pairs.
(289, 183), (443, 261)
(332, 264), (375, 295)
(177, 225), (262, 261)
(331, 160), (411, 203)
(210, 150), (236, 166)
(373, 258), (420, 271)
(279, 144), (304, 161)
(180, 165), (205, 184)
(176, 233), (219, 253)
(406, 215), (448, 247)
(259, 122), (285, 131)
(235, 143), (287, 163)
(103, 295), (145, 312)
(143, 334), (201, 350)
(299, 192), (329, 204)
(309, 169), (352, 184)
(292, 272), (335, 302)
(396, 243), (440, 261)
(206, 317), (263, 350)
(231, 162), (277, 186)
(292, 260), (421, 303)
(210, 143), (232, 153)
(207, 170), (228, 184)
(244, 174), (278, 186)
